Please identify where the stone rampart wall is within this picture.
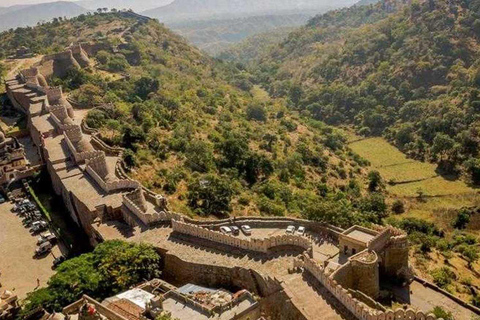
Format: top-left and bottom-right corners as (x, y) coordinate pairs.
(172, 220), (312, 254)
(368, 229), (392, 252)
(90, 135), (123, 156)
(294, 257), (440, 320)
(163, 253), (282, 297)
(122, 195), (179, 226)
(64, 132), (102, 164)
(183, 216), (343, 240)
(45, 87), (63, 103)
(86, 165), (139, 193)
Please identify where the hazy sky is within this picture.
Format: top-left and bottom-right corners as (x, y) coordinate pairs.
(0, 0), (75, 6)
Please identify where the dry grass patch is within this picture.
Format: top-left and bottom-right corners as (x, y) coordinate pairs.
(348, 137), (475, 196)
(389, 177), (474, 197)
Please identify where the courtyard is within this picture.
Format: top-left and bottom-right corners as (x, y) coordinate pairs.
(0, 201), (61, 298)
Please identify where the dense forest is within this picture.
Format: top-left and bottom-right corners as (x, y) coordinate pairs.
(237, 0), (480, 185)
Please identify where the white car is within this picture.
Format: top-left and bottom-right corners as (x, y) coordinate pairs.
(220, 226), (232, 234)
(241, 225), (252, 235)
(37, 232), (57, 245)
(35, 242), (52, 256)
(31, 221), (48, 232)
(286, 225), (296, 234)
(296, 226), (306, 235)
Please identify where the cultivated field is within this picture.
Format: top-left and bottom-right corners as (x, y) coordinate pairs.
(348, 137), (474, 197)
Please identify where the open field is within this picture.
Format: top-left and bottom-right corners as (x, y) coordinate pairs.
(348, 137), (476, 197)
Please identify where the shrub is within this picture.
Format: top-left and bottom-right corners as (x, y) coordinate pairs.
(452, 208), (471, 230)
(431, 267), (456, 289)
(246, 104), (267, 122)
(430, 307), (454, 320)
(391, 199), (405, 214)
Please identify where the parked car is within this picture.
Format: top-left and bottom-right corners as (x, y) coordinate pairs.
(52, 256), (66, 269)
(230, 226), (240, 236)
(286, 225), (296, 234)
(241, 225), (252, 236)
(35, 242), (52, 256)
(37, 232), (57, 245)
(31, 221), (48, 233)
(296, 226), (306, 236)
(220, 226), (232, 234)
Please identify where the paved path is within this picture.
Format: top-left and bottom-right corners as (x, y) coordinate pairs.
(281, 272), (355, 320)
(393, 280), (479, 320)
(6, 56), (43, 79)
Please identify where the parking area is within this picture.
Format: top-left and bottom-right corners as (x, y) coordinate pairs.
(220, 224), (341, 264)
(0, 200), (62, 298)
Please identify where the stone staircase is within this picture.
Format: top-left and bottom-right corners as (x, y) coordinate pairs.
(281, 272), (356, 320)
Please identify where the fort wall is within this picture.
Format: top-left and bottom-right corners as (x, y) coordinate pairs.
(172, 220), (312, 254)
(294, 256), (439, 320)
(163, 253), (282, 297)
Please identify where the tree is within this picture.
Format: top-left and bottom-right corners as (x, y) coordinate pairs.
(452, 209), (471, 230)
(185, 141), (215, 173)
(246, 104), (267, 122)
(465, 158), (480, 185)
(391, 199), (405, 214)
(289, 84), (303, 106)
(21, 241), (161, 314)
(134, 77), (160, 100)
(187, 174), (234, 217)
(367, 170), (383, 192)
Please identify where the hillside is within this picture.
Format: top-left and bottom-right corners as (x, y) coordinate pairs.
(248, 0), (480, 181)
(1, 12), (387, 226)
(0, 1), (88, 32)
(170, 14), (309, 55)
(229, 0), (480, 302)
(218, 28), (298, 62)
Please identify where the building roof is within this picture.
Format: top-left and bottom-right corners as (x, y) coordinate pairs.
(341, 226), (378, 245)
(114, 288), (155, 310)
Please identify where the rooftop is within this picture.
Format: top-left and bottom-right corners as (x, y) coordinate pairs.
(342, 226), (378, 244)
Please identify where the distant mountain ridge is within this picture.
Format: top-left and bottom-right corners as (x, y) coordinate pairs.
(76, 0), (173, 12)
(0, 1), (87, 31)
(143, 0), (359, 23)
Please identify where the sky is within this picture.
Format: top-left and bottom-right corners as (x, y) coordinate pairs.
(0, 0), (76, 6)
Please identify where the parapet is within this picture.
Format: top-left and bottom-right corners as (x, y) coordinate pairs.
(294, 255), (441, 320)
(45, 87), (64, 104)
(70, 44), (91, 68)
(172, 220), (312, 254)
(86, 152), (110, 181)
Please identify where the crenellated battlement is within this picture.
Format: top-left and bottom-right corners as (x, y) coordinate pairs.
(45, 86), (64, 104)
(294, 255), (441, 320)
(172, 220), (312, 254)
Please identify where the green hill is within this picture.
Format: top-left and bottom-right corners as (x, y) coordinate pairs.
(1, 12), (386, 226)
(245, 0), (480, 184)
